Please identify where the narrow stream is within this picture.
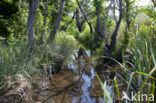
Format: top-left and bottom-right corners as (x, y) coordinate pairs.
(67, 50), (114, 103)
(35, 50), (117, 103)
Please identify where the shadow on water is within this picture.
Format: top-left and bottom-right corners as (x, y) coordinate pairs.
(34, 50), (119, 103)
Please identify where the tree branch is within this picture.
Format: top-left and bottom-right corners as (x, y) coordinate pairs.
(62, 11), (76, 31)
(76, 0), (93, 33)
(50, 0), (66, 40)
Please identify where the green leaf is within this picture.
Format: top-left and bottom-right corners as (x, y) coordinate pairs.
(114, 76), (120, 99)
(0, 36), (5, 40)
(136, 71), (156, 80)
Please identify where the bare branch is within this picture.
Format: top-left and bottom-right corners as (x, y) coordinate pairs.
(62, 11), (76, 31)
(76, 0), (93, 33)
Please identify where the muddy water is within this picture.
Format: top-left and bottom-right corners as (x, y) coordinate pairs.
(34, 53), (119, 103)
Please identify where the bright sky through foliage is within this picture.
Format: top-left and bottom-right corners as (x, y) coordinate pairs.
(137, 0), (151, 6)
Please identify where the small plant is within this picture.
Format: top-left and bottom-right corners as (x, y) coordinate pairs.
(96, 73), (113, 103)
(49, 31), (79, 60)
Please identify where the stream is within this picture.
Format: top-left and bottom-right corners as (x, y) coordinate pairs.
(33, 50), (123, 103)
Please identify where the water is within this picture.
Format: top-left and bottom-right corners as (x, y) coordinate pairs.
(34, 51), (115, 103)
(67, 53), (113, 103)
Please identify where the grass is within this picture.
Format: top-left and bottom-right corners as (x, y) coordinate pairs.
(0, 22), (155, 103)
(0, 32), (78, 98)
(96, 73), (113, 103)
(49, 31), (78, 59)
(96, 25), (156, 102)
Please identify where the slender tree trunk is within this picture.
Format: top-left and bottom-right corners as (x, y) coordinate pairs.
(103, 0), (113, 45)
(105, 0), (123, 56)
(75, 8), (86, 32)
(113, 0), (117, 23)
(95, 1), (104, 39)
(76, 9), (83, 32)
(126, 0), (131, 30)
(109, 17), (122, 51)
(49, 0), (66, 40)
(41, 0), (48, 44)
(94, 0), (113, 40)
(27, 0), (38, 48)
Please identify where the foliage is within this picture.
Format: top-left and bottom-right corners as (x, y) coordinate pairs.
(135, 13), (151, 27)
(96, 73), (113, 103)
(0, 0), (156, 102)
(0, 0), (19, 39)
(121, 25), (156, 96)
(96, 24), (156, 102)
(49, 31), (79, 59)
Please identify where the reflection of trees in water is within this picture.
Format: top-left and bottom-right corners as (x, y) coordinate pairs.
(35, 55), (115, 103)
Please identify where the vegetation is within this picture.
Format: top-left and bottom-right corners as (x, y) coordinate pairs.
(0, 0), (155, 103)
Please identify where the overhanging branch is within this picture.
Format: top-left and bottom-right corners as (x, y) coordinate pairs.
(76, 0), (93, 33)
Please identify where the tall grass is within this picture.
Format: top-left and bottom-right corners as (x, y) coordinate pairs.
(0, 42), (43, 81)
(96, 25), (156, 102)
(0, 31), (78, 89)
(127, 25), (155, 88)
(48, 31), (79, 62)
(118, 25), (156, 103)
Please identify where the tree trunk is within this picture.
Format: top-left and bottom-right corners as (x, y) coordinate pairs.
(103, 0), (113, 45)
(94, 0), (113, 40)
(76, 9), (84, 32)
(96, 3), (104, 39)
(41, 0), (48, 44)
(126, 0), (131, 30)
(27, 0), (38, 48)
(49, 0), (66, 40)
(105, 0), (123, 56)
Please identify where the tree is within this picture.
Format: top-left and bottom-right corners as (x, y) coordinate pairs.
(105, 0), (124, 56)
(49, 0), (66, 40)
(93, 0), (114, 44)
(76, 0), (93, 33)
(76, 8), (85, 32)
(41, 0), (49, 44)
(93, 0), (123, 56)
(27, 0), (39, 48)
(125, 0), (134, 30)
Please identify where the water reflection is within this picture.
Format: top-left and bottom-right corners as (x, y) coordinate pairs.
(79, 73), (96, 103)
(68, 54), (113, 103)
(35, 51), (115, 103)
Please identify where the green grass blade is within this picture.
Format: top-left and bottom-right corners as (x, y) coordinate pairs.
(126, 72), (134, 92)
(96, 73), (113, 103)
(138, 67), (156, 93)
(114, 76), (120, 99)
(136, 71), (156, 80)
